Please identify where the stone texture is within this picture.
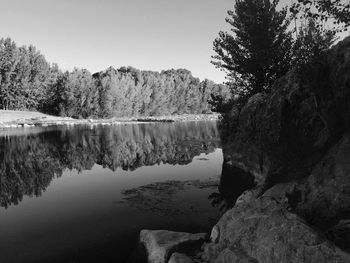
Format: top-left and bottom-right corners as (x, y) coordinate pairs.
(326, 220), (350, 249)
(220, 37), (350, 189)
(139, 230), (206, 263)
(200, 197), (350, 263)
(168, 253), (194, 263)
(214, 248), (258, 263)
(295, 133), (350, 229)
(210, 225), (220, 243)
(236, 188), (261, 205)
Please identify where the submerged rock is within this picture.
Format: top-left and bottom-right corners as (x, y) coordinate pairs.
(140, 230), (207, 263)
(122, 179), (219, 216)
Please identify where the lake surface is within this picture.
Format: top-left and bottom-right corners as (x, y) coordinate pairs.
(0, 121), (225, 263)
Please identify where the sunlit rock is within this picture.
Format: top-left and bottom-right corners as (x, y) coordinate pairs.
(210, 225), (219, 243)
(140, 230), (206, 263)
(235, 188), (260, 205)
(168, 253), (194, 263)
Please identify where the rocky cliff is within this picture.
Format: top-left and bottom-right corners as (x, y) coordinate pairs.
(139, 37), (350, 263)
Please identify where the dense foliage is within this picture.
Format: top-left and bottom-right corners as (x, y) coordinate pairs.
(0, 37), (229, 117)
(0, 38), (59, 111)
(92, 67), (230, 118)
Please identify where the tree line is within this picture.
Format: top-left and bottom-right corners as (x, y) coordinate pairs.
(0, 38), (230, 118)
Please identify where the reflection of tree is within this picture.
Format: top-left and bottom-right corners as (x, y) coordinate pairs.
(0, 136), (64, 208)
(0, 122), (220, 208)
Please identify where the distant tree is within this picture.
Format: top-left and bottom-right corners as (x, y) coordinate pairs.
(26, 45), (52, 109)
(94, 67), (121, 118)
(0, 38), (20, 110)
(0, 38), (57, 111)
(41, 65), (64, 115)
(60, 68), (97, 118)
(212, 0), (293, 97)
(0, 37), (228, 117)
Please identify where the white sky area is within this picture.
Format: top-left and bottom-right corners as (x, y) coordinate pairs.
(0, 0), (349, 83)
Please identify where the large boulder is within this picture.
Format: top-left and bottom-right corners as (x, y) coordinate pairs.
(200, 197), (350, 263)
(139, 230), (207, 263)
(229, 133), (350, 251)
(295, 133), (350, 231)
(192, 36), (350, 263)
(221, 36), (350, 193)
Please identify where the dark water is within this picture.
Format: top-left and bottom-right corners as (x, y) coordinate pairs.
(0, 121), (225, 263)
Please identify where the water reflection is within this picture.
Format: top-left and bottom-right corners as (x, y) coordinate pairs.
(121, 178), (219, 216)
(0, 122), (220, 208)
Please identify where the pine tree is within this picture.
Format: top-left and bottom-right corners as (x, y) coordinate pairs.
(212, 0), (293, 97)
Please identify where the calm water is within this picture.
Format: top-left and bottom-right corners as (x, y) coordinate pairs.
(0, 121), (225, 263)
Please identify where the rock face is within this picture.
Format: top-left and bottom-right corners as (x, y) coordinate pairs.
(221, 37), (350, 188)
(295, 133), (350, 229)
(200, 197), (350, 263)
(195, 37), (350, 262)
(139, 230), (206, 263)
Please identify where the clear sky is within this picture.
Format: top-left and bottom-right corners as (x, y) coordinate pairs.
(1, 0), (236, 83)
(1, 0), (348, 83)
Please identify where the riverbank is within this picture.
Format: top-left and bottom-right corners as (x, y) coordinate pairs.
(0, 110), (220, 129)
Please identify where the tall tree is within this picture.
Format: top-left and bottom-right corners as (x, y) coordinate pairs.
(212, 0), (293, 97)
(0, 38), (20, 110)
(60, 68), (97, 118)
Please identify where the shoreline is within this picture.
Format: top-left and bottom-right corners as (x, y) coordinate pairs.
(0, 110), (220, 129)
